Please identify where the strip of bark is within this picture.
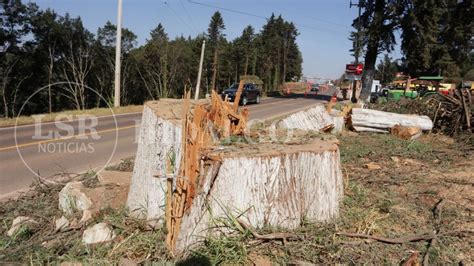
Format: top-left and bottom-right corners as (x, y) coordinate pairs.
(336, 231), (436, 244)
(337, 230), (471, 245)
(237, 218), (299, 242)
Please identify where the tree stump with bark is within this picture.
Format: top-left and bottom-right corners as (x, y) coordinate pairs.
(126, 94), (344, 255)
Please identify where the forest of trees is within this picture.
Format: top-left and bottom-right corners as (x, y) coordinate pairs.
(0, 1), (302, 117)
(351, 0), (473, 99)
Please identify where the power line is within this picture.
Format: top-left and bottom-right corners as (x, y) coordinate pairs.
(187, 0), (347, 35)
(188, 0), (267, 20)
(301, 15), (352, 29)
(179, 0), (200, 32)
(164, 1), (197, 35)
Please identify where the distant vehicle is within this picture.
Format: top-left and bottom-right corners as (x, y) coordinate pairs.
(310, 84), (320, 92)
(369, 80), (384, 103)
(222, 83), (261, 105)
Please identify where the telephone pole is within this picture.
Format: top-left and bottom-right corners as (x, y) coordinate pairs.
(114, 0), (123, 107)
(194, 40), (206, 100)
(350, 0), (362, 103)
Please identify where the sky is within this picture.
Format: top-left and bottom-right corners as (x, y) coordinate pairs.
(33, 0), (403, 79)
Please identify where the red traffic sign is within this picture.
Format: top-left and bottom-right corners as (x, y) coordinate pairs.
(346, 64), (363, 75)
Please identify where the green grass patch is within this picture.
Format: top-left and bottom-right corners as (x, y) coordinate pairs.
(339, 133), (434, 163)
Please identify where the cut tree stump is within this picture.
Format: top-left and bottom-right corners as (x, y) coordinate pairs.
(175, 140), (343, 254)
(126, 98), (344, 255)
(126, 100), (185, 221)
(350, 108), (433, 132)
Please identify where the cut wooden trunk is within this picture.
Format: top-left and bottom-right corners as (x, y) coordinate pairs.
(275, 105), (344, 133)
(350, 108), (433, 132)
(175, 139), (343, 254)
(127, 100), (183, 221)
(127, 99), (344, 255)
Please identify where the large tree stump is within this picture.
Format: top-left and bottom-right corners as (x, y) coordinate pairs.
(175, 140), (343, 254)
(127, 100), (183, 221)
(127, 99), (344, 254)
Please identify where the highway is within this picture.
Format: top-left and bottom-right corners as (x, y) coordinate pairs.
(0, 90), (334, 198)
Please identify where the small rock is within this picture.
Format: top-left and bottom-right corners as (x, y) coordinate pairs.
(60, 262), (82, 266)
(79, 209), (96, 224)
(82, 223), (116, 245)
(390, 156), (400, 163)
(364, 162), (382, 170)
(55, 216), (70, 232)
(58, 182), (93, 215)
(97, 171), (132, 186)
(404, 158), (422, 166)
(7, 216), (37, 237)
(119, 258), (138, 266)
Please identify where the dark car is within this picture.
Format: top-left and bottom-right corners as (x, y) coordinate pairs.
(221, 83), (261, 105)
(310, 84), (319, 92)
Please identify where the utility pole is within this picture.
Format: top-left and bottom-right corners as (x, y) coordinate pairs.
(350, 0), (362, 103)
(114, 0), (123, 107)
(194, 40), (206, 100)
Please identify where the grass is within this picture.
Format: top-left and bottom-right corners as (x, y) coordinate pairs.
(339, 132), (435, 163)
(0, 172), (170, 264)
(0, 105), (143, 128)
(0, 132), (472, 264)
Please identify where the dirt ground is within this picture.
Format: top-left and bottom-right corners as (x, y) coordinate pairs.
(0, 132), (472, 264)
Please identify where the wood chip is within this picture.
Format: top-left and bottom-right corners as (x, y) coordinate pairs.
(364, 162), (382, 170)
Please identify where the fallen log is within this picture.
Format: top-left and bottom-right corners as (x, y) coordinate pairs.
(275, 105), (344, 133)
(350, 108), (433, 132)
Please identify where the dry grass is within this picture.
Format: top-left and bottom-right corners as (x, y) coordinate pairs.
(1, 133), (472, 264)
(0, 171), (170, 264)
(0, 105), (143, 128)
(188, 132), (473, 265)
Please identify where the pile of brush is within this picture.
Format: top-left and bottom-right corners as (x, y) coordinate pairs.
(424, 88), (472, 135)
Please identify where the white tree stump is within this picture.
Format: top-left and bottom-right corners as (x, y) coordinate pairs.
(175, 140), (343, 254)
(127, 100), (344, 254)
(126, 101), (183, 221)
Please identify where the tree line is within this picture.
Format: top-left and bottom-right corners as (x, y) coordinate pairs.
(1, 0), (302, 117)
(350, 0), (473, 100)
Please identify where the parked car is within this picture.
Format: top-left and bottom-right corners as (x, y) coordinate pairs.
(221, 83), (261, 105)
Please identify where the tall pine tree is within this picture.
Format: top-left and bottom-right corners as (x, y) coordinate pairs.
(207, 11), (225, 91)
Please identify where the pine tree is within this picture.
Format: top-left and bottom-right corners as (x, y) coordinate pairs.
(207, 11), (225, 91)
(401, 0), (471, 78)
(375, 54), (398, 84)
(240, 25), (255, 76)
(354, 0), (401, 101)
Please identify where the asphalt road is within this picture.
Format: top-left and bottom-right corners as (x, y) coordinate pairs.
(0, 89), (334, 198)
